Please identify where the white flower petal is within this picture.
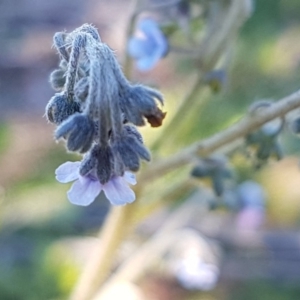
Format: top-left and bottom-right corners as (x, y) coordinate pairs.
(103, 177), (135, 206)
(67, 177), (101, 206)
(123, 171), (137, 185)
(55, 161), (81, 183)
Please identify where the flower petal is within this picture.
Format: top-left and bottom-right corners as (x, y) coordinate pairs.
(102, 177), (135, 206)
(123, 171), (137, 185)
(67, 177), (102, 206)
(55, 161), (81, 183)
(128, 18), (168, 72)
(128, 37), (153, 58)
(137, 55), (159, 72)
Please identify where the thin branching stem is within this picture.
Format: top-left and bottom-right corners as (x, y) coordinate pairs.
(152, 0), (249, 150)
(139, 88), (300, 184)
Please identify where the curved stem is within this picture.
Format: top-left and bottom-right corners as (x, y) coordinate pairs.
(139, 88), (300, 184)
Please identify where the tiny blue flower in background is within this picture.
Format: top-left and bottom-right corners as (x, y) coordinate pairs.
(128, 18), (168, 72)
(55, 161), (136, 206)
(235, 181), (266, 230)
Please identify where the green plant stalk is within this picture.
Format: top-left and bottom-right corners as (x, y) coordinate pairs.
(69, 201), (139, 300)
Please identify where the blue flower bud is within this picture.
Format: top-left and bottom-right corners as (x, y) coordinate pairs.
(191, 155), (232, 196)
(49, 68), (66, 91)
(45, 92), (80, 124)
(123, 125), (151, 161)
(190, 165), (211, 178)
(112, 125), (151, 172)
(246, 100), (284, 167)
(55, 113), (95, 153)
(113, 139), (140, 172)
(120, 84), (166, 127)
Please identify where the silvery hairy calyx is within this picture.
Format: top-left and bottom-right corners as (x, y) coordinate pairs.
(45, 24), (166, 206)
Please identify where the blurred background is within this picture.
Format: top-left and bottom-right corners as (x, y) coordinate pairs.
(2, 0), (300, 299)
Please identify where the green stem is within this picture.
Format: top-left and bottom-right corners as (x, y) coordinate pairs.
(69, 203), (139, 300)
(139, 88), (300, 184)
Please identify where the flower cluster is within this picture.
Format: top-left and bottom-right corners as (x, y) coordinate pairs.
(46, 24), (166, 206)
(235, 180), (266, 230)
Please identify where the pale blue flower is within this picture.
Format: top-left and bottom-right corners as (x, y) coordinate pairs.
(55, 161), (136, 206)
(128, 19), (168, 71)
(235, 181), (266, 230)
(237, 180), (265, 209)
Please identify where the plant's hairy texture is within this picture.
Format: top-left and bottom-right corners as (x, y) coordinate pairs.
(79, 23), (101, 42)
(79, 152), (97, 177)
(123, 125), (151, 161)
(113, 137), (140, 172)
(119, 84), (166, 127)
(49, 68), (66, 91)
(97, 44), (124, 139)
(123, 124), (144, 144)
(112, 126), (151, 172)
(55, 113), (95, 153)
(112, 151), (125, 177)
(48, 24), (167, 208)
(75, 77), (89, 103)
(92, 144), (115, 184)
(53, 32), (69, 61)
(46, 93), (80, 124)
(64, 33), (88, 102)
(84, 43), (118, 146)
